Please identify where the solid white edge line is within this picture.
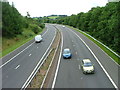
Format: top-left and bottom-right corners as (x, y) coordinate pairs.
(69, 28), (118, 89)
(21, 29), (56, 89)
(40, 30), (60, 89)
(77, 28), (120, 66)
(51, 31), (63, 89)
(0, 29), (49, 68)
(81, 30), (120, 58)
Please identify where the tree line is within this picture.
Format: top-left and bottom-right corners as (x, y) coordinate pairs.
(47, 2), (120, 55)
(2, 1), (45, 38)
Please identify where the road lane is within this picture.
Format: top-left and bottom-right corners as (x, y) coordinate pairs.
(2, 24), (56, 88)
(66, 26), (119, 88)
(53, 25), (115, 88)
(1, 27), (48, 66)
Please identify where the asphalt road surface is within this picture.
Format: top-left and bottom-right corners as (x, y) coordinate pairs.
(52, 24), (119, 89)
(2, 24), (56, 88)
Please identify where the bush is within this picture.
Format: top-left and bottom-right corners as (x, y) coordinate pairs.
(39, 23), (45, 29)
(32, 26), (39, 34)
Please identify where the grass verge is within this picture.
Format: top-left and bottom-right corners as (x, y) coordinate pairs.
(67, 26), (120, 65)
(1, 28), (44, 57)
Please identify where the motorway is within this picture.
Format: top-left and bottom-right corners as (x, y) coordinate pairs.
(1, 24), (119, 89)
(2, 24), (56, 88)
(52, 24), (119, 89)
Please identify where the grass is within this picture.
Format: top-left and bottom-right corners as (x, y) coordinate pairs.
(67, 26), (120, 65)
(1, 28), (44, 57)
(48, 16), (59, 19)
(27, 31), (60, 88)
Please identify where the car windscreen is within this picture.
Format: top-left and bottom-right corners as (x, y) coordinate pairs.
(84, 62), (92, 67)
(63, 50), (70, 54)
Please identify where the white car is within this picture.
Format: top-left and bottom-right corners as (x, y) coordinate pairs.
(62, 25), (65, 28)
(81, 59), (95, 74)
(35, 35), (42, 43)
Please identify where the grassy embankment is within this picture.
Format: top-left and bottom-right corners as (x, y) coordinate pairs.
(2, 26), (44, 57)
(67, 26), (120, 65)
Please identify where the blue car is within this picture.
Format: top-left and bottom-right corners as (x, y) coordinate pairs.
(63, 48), (72, 59)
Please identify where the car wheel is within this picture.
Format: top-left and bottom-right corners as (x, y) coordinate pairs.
(92, 71), (95, 74)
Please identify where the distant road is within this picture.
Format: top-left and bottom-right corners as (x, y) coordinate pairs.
(2, 24), (56, 88)
(52, 24), (118, 89)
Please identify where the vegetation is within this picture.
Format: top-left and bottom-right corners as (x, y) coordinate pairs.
(48, 16), (59, 19)
(48, 2), (120, 56)
(36, 15), (67, 23)
(68, 26), (119, 64)
(2, 1), (45, 57)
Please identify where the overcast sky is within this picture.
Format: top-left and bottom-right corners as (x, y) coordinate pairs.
(8, 0), (108, 17)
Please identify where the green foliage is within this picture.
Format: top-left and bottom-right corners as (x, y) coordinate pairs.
(49, 2), (120, 55)
(32, 25), (40, 34)
(2, 2), (25, 38)
(2, 1), (45, 39)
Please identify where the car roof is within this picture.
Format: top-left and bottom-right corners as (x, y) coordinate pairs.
(83, 59), (91, 63)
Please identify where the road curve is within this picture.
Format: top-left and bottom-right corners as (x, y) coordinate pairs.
(2, 24), (56, 88)
(52, 24), (118, 89)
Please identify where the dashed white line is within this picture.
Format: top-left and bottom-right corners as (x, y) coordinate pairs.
(37, 47), (38, 48)
(76, 52), (77, 55)
(69, 28), (118, 89)
(29, 54), (32, 56)
(21, 29), (56, 89)
(15, 65), (20, 69)
(0, 29), (49, 68)
(79, 65), (81, 70)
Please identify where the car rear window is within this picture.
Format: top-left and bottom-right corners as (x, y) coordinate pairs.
(84, 62), (92, 67)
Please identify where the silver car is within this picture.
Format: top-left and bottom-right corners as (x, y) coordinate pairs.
(81, 59), (95, 74)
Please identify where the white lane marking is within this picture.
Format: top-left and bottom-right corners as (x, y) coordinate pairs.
(37, 47), (38, 48)
(79, 29), (119, 66)
(52, 30), (63, 88)
(76, 52), (77, 55)
(0, 43), (34, 68)
(42, 29), (48, 36)
(81, 30), (120, 58)
(69, 28), (118, 89)
(29, 54), (31, 56)
(40, 32), (60, 88)
(79, 65), (81, 70)
(15, 65), (20, 69)
(0, 29), (49, 68)
(21, 29), (56, 89)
